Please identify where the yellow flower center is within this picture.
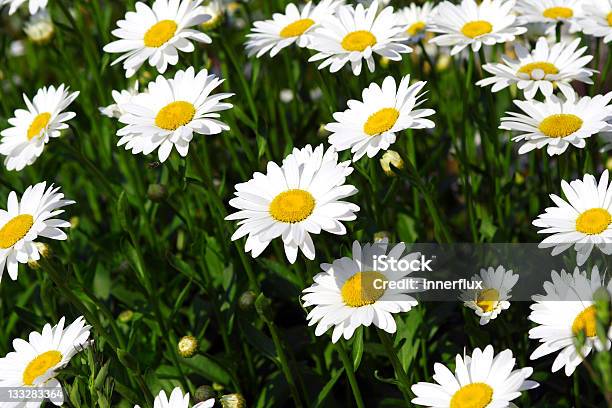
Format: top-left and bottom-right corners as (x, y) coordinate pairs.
(575, 208), (612, 235)
(0, 214), (34, 249)
(280, 18), (315, 38)
(450, 383), (494, 408)
(269, 189), (315, 223)
(538, 114), (583, 138)
(23, 350), (63, 386)
(407, 21), (426, 36)
(144, 20), (178, 48)
(608, 12), (612, 26)
(155, 101), (196, 131)
(461, 21), (493, 38)
(476, 288), (500, 313)
(341, 271), (387, 307)
(543, 7), (573, 20)
(341, 30), (377, 52)
(27, 112), (51, 140)
(363, 108), (400, 136)
(572, 305), (597, 337)
(517, 61), (559, 79)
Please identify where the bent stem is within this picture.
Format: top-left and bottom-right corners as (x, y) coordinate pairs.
(377, 328), (413, 404)
(336, 341), (365, 408)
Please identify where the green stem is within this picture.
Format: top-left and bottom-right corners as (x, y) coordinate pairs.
(336, 342), (365, 408)
(266, 321), (305, 408)
(377, 329), (412, 404)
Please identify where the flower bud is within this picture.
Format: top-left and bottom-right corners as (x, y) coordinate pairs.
(194, 385), (216, 403)
(118, 310), (134, 323)
(238, 290), (257, 311)
(379, 150), (404, 176)
(177, 335), (198, 358)
(147, 184), (168, 202)
(220, 393), (246, 408)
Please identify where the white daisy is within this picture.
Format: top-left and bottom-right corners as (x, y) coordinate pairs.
(529, 266), (612, 376)
(411, 345), (539, 407)
(516, 0), (583, 33)
(103, 0), (212, 78)
(302, 240), (420, 342)
(395, 2), (436, 42)
(0, 0), (46, 15)
(226, 144), (359, 264)
(579, 0), (612, 43)
(308, 0), (412, 76)
(245, 0), (344, 58)
(325, 75), (435, 161)
(533, 170), (612, 266)
(0, 182), (74, 283)
(116, 67), (233, 162)
(0, 316), (91, 407)
(500, 92), (612, 155)
(99, 82), (140, 119)
(135, 387), (214, 408)
(477, 37), (595, 100)
(0, 84), (79, 171)
(428, 0), (527, 56)
(460, 265), (519, 326)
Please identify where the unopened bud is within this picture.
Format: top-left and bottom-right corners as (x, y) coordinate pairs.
(238, 290), (257, 311)
(194, 385), (216, 403)
(379, 150), (404, 176)
(220, 393), (246, 408)
(147, 184), (168, 202)
(178, 335), (198, 358)
(118, 310), (134, 323)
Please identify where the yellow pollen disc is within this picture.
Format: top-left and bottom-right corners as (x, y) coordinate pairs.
(538, 114), (583, 138)
(364, 108), (400, 136)
(280, 18), (315, 38)
(341, 271), (387, 308)
(0, 214), (34, 249)
(461, 21), (493, 38)
(23, 350), (63, 386)
(608, 12), (612, 26)
(407, 21), (426, 36)
(450, 383), (494, 408)
(543, 7), (574, 20)
(144, 20), (178, 48)
(517, 62), (559, 79)
(572, 305), (597, 337)
(476, 288), (500, 313)
(575, 208), (612, 235)
(269, 189), (315, 223)
(27, 112), (51, 140)
(155, 101), (196, 131)
(341, 30), (377, 52)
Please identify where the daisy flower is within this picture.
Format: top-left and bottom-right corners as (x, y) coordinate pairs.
(103, 0), (212, 78)
(99, 82), (140, 119)
(308, 0), (412, 76)
(579, 0), (612, 43)
(135, 387), (214, 408)
(0, 0), (46, 15)
(533, 170), (612, 266)
(325, 75), (435, 161)
(0, 84), (79, 171)
(245, 0), (344, 58)
(226, 144), (359, 264)
(428, 0), (527, 56)
(302, 240), (420, 342)
(460, 266), (519, 325)
(0, 182), (74, 283)
(0, 316), (91, 406)
(516, 0), (583, 33)
(477, 37), (595, 100)
(500, 92), (612, 156)
(412, 345), (538, 407)
(116, 67), (233, 162)
(394, 2), (436, 42)
(529, 266), (612, 376)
